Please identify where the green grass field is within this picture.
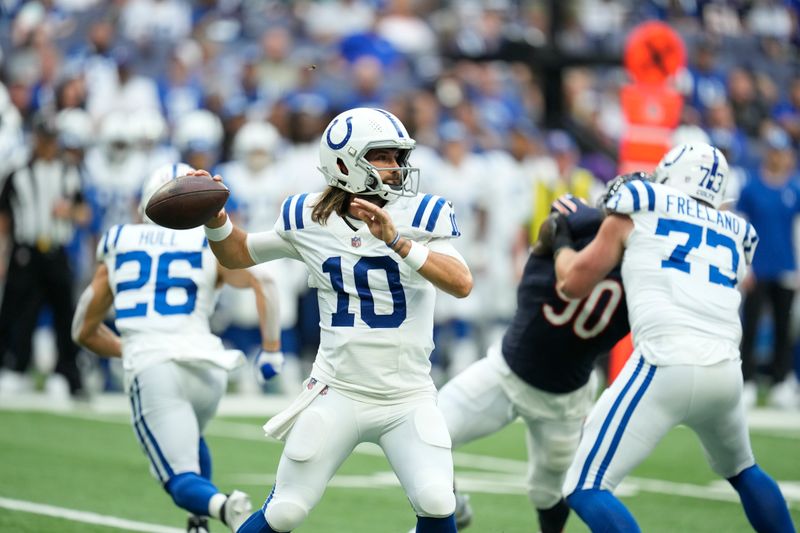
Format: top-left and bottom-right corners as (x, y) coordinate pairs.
(0, 408), (797, 532)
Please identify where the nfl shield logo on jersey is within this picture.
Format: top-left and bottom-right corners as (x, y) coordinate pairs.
(351, 236), (362, 248)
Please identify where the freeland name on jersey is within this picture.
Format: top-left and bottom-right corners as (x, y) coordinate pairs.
(664, 194), (740, 234)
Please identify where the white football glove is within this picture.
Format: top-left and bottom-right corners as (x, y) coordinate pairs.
(255, 349), (284, 383)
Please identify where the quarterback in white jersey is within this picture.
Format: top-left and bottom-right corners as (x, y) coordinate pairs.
(199, 107), (472, 533)
(72, 164), (284, 533)
(553, 143), (794, 533)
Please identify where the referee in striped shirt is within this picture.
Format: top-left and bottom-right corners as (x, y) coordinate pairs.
(0, 113), (90, 397)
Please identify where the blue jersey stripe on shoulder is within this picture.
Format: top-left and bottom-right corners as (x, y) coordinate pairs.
(295, 193), (308, 230)
(642, 181), (655, 211)
(412, 194), (433, 228)
(112, 224), (125, 248)
(624, 182), (641, 211)
(425, 197), (447, 232)
(282, 196), (294, 231)
(101, 228), (111, 255)
(202, 237), (208, 248)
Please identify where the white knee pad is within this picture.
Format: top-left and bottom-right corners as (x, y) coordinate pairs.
(266, 500), (308, 532)
(415, 484), (456, 518)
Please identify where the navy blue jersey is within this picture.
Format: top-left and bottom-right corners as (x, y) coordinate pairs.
(502, 206), (630, 393)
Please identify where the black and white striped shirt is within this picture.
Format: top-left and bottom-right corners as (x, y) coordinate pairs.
(0, 157), (84, 247)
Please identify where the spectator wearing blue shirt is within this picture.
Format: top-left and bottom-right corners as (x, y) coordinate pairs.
(685, 40), (728, 113)
(772, 76), (800, 147)
(737, 126), (800, 409)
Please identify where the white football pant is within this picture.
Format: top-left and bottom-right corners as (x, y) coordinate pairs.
(564, 354), (755, 495)
(263, 388), (455, 532)
(128, 360), (228, 482)
(438, 346), (596, 509)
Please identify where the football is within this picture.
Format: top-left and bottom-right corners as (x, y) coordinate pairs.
(145, 175), (229, 230)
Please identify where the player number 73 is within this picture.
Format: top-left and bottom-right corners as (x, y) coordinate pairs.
(655, 218), (739, 288)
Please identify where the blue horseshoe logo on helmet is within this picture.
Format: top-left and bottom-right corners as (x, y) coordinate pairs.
(326, 117), (353, 149)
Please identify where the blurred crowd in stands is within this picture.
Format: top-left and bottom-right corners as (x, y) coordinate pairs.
(1, 0), (799, 407)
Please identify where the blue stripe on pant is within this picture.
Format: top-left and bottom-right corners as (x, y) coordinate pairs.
(129, 382), (164, 482)
(593, 363), (656, 489)
(130, 378), (174, 482)
(573, 357), (657, 492)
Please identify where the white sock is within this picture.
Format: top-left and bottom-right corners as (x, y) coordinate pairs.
(208, 493), (227, 520)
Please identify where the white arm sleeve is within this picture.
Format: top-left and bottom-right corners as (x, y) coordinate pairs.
(246, 230), (302, 264)
(427, 238), (467, 267)
(71, 284), (94, 344)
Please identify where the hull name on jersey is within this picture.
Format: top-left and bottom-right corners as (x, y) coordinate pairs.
(665, 195), (741, 233)
(138, 229), (178, 247)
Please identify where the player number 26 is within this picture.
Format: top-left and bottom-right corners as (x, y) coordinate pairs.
(115, 251), (201, 318)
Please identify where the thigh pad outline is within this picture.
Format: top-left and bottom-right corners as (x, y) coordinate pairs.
(414, 404), (452, 449)
(284, 409), (328, 462)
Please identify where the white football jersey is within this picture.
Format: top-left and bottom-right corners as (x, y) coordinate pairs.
(97, 224), (243, 376)
(84, 148), (149, 234)
(215, 160), (307, 329)
(607, 180), (758, 366)
(273, 191), (461, 403)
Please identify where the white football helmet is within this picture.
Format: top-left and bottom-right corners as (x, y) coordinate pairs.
(232, 121), (280, 171)
(653, 142), (728, 209)
(173, 110), (224, 156)
(139, 162), (195, 223)
(56, 108), (93, 150)
(670, 125), (710, 147)
(100, 111), (134, 163)
(131, 109), (167, 149)
(318, 107), (419, 199)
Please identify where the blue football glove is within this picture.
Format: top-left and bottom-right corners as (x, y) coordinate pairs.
(255, 350), (284, 383)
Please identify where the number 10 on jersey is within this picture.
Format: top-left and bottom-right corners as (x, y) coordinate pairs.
(322, 256), (407, 328)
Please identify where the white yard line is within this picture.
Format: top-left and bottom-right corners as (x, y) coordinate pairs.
(229, 470), (800, 511)
(2, 393), (799, 432)
(2, 401), (798, 514)
(0, 497), (183, 533)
